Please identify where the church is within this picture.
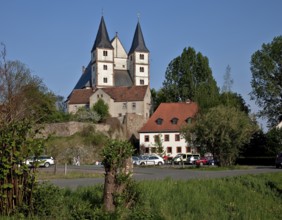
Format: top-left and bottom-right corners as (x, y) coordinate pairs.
(66, 16), (152, 122)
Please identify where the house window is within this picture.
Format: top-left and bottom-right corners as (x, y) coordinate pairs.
(145, 147), (149, 153)
(132, 102), (136, 110)
(167, 147), (172, 154)
(171, 117), (178, 125)
(177, 147), (182, 153)
(122, 65), (125, 68)
(156, 118), (163, 125)
(145, 135), (149, 142)
(175, 134), (180, 141)
(140, 54), (144, 60)
(154, 135), (160, 143)
(103, 51), (108, 56)
(122, 103), (127, 109)
(186, 117), (192, 124)
(118, 113), (122, 117)
(186, 147), (191, 153)
(103, 65), (107, 70)
(151, 147), (156, 153)
(140, 67), (144, 72)
(140, 79), (144, 85)
(164, 135), (169, 142)
(103, 77), (108, 83)
(97, 95), (99, 98)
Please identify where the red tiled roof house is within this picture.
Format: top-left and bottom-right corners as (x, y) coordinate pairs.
(139, 101), (198, 157)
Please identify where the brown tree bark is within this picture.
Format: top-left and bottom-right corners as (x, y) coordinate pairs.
(103, 167), (116, 212)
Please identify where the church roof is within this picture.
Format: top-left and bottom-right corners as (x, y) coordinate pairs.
(68, 89), (94, 104)
(139, 102), (198, 133)
(128, 21), (149, 54)
(114, 70), (133, 87)
(73, 62), (92, 89)
(101, 86), (148, 102)
(91, 16), (114, 52)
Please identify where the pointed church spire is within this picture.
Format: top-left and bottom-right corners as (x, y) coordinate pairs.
(91, 16), (113, 52)
(128, 21), (149, 54)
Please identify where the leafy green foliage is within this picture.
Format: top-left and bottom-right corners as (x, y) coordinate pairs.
(92, 99), (110, 122)
(182, 105), (258, 166)
(102, 139), (135, 212)
(250, 35), (282, 127)
(219, 92), (250, 114)
(73, 107), (101, 123)
(162, 47), (220, 110)
(265, 127), (282, 155)
(0, 120), (45, 216)
(0, 43), (64, 124)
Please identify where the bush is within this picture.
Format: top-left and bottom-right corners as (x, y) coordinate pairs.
(33, 182), (67, 218)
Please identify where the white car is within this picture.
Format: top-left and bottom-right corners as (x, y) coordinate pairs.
(136, 155), (164, 166)
(25, 155), (55, 168)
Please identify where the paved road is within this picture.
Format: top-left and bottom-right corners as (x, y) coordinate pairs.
(47, 165), (282, 189)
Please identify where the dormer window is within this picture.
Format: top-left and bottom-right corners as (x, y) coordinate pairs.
(186, 117), (192, 124)
(171, 117), (179, 125)
(156, 118), (163, 125)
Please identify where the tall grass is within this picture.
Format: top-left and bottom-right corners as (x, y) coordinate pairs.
(136, 173), (282, 219)
(3, 173), (282, 219)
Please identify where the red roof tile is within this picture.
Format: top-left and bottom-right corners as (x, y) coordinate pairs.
(139, 102), (198, 133)
(68, 89), (94, 104)
(101, 86), (148, 102)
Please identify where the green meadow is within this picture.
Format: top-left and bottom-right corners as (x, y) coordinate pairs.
(4, 172), (282, 220)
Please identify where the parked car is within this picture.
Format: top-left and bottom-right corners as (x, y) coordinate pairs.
(132, 156), (140, 165)
(136, 155), (164, 166)
(172, 153), (200, 164)
(195, 157), (208, 166)
(187, 154), (201, 164)
(207, 158), (219, 166)
(25, 155), (55, 168)
(275, 152), (282, 168)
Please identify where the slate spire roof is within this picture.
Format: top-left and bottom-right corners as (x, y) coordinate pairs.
(91, 16), (114, 52)
(128, 21), (149, 54)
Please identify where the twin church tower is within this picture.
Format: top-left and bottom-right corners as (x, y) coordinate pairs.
(74, 16), (150, 90)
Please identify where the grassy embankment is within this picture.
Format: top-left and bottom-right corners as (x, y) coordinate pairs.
(4, 172), (281, 219)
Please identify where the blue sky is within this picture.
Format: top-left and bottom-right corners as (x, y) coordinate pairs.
(1, 0), (281, 128)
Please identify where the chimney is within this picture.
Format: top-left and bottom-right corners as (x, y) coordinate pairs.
(82, 66), (85, 74)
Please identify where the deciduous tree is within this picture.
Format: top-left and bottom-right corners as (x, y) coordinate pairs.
(162, 47), (220, 110)
(250, 36), (282, 127)
(92, 99), (110, 122)
(182, 105), (258, 166)
(0, 43), (59, 124)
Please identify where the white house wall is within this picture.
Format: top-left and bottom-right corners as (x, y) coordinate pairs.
(97, 49), (114, 61)
(135, 52), (149, 64)
(90, 88), (151, 120)
(139, 132), (192, 157)
(68, 103), (88, 114)
(97, 63), (114, 87)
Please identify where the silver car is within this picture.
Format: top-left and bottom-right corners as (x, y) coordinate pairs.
(136, 155), (164, 166)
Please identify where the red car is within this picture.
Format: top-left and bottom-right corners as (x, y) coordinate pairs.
(195, 157), (208, 166)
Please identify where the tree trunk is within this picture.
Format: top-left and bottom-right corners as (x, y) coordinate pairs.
(103, 167), (116, 212)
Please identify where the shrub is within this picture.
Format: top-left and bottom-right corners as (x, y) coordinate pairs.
(32, 182), (67, 218)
